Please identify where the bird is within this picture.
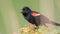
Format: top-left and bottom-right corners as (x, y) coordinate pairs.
(21, 7), (60, 29)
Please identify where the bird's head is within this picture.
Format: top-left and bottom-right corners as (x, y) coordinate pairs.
(21, 7), (32, 16)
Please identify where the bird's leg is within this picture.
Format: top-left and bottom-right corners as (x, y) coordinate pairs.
(33, 26), (39, 30)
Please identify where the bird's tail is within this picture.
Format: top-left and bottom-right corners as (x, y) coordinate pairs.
(54, 23), (60, 26)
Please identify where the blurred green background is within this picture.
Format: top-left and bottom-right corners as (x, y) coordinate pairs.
(0, 0), (60, 34)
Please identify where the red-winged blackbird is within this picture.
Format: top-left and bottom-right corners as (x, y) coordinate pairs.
(21, 7), (60, 27)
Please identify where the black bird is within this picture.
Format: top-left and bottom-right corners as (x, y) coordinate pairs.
(21, 7), (60, 28)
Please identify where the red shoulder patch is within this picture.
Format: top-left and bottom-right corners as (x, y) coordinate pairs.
(31, 11), (38, 16)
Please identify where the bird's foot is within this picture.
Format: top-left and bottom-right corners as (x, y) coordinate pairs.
(33, 26), (39, 31)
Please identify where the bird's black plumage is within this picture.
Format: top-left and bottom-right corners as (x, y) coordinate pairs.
(21, 7), (40, 26)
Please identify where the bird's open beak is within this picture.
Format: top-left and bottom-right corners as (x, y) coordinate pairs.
(21, 11), (24, 13)
(21, 12), (23, 13)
